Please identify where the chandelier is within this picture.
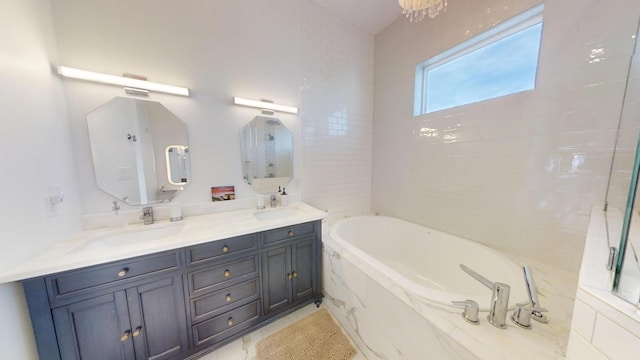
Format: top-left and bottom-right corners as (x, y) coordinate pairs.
(398, 0), (447, 22)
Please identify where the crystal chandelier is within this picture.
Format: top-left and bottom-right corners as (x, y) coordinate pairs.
(398, 0), (447, 22)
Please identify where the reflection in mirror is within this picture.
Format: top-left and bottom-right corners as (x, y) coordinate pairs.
(87, 97), (190, 205)
(166, 145), (190, 185)
(240, 116), (293, 193)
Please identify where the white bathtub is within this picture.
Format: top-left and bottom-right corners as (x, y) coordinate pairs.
(324, 215), (569, 360)
(329, 215), (528, 310)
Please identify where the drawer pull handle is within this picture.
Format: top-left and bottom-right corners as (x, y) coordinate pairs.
(287, 273), (292, 279)
(132, 326), (142, 337)
(293, 271), (298, 278)
(222, 245), (229, 253)
(118, 268), (129, 277)
(288, 231), (294, 237)
(224, 270), (231, 278)
(227, 318), (233, 327)
(226, 294), (232, 302)
(120, 330), (131, 342)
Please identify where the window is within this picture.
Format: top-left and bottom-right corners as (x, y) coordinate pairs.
(413, 4), (544, 115)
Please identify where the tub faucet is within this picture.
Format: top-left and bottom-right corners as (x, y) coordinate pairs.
(140, 206), (154, 225)
(460, 264), (510, 329)
(522, 266), (549, 323)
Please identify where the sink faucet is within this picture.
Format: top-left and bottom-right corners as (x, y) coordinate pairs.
(140, 206), (154, 225)
(460, 264), (510, 329)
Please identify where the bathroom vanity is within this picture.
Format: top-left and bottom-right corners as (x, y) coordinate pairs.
(6, 204), (324, 360)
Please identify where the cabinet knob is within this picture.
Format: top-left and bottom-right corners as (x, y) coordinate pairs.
(132, 326), (142, 337)
(120, 330), (131, 342)
(224, 270), (231, 278)
(118, 268), (129, 277)
(222, 245), (229, 253)
(293, 271), (298, 278)
(226, 294), (232, 302)
(227, 318), (233, 327)
(287, 273), (292, 279)
(288, 231), (294, 237)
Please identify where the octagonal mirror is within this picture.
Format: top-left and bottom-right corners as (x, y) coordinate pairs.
(87, 97), (190, 205)
(240, 116), (293, 193)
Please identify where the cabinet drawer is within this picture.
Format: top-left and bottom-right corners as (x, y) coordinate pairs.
(187, 234), (258, 266)
(192, 300), (260, 347)
(190, 279), (259, 323)
(188, 256), (258, 297)
(48, 251), (180, 299)
(262, 222), (316, 246)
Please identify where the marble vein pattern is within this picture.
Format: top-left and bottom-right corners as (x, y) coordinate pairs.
(322, 228), (577, 360)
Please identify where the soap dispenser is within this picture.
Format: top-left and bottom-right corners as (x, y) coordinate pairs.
(280, 187), (288, 206)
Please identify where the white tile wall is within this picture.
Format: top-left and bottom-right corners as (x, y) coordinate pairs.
(567, 209), (640, 360)
(299, 0), (374, 217)
(372, 0), (640, 271)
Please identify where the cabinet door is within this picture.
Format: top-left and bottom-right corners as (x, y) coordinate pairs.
(292, 238), (316, 302)
(52, 292), (135, 360)
(261, 246), (292, 315)
(127, 275), (189, 360)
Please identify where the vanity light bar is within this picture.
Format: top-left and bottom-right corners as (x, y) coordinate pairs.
(233, 97), (298, 114)
(57, 66), (190, 97)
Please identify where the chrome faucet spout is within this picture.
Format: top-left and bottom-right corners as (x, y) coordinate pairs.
(460, 264), (511, 329)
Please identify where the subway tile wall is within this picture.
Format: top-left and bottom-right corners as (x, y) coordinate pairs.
(299, 1), (374, 216)
(372, 0), (640, 271)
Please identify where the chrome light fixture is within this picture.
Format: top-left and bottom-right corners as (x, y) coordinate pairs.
(398, 0), (446, 22)
(233, 97), (298, 114)
(57, 66), (190, 96)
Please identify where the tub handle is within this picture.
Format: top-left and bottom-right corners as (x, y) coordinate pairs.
(452, 300), (479, 325)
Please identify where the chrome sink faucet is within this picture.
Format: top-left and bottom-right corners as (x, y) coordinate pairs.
(460, 264), (511, 329)
(140, 206), (154, 225)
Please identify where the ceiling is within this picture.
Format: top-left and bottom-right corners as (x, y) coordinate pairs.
(311, 0), (402, 35)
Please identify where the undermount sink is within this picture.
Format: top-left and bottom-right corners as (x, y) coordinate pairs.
(253, 207), (303, 221)
(69, 222), (184, 254)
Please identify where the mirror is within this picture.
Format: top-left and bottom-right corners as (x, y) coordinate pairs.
(87, 97), (190, 205)
(240, 116), (293, 193)
(607, 21), (640, 306)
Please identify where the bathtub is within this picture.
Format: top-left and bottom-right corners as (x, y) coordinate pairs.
(328, 215), (528, 310)
(322, 215), (567, 359)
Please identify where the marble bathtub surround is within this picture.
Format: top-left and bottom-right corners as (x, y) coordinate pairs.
(322, 221), (577, 360)
(0, 201), (323, 284)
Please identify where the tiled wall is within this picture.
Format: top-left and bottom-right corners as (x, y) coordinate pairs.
(299, 1), (374, 216)
(372, 0), (640, 271)
(51, 0), (374, 217)
(566, 209), (640, 360)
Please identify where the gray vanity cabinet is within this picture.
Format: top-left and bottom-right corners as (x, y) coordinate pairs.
(51, 275), (188, 360)
(261, 222), (320, 316)
(23, 220), (322, 360)
(23, 250), (188, 360)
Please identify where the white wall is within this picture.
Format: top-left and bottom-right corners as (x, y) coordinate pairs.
(372, 0), (640, 271)
(0, 0), (83, 358)
(51, 0), (373, 217)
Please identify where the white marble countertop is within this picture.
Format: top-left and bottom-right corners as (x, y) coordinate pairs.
(0, 202), (326, 284)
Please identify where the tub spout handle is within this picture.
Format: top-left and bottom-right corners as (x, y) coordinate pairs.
(459, 264), (510, 329)
(511, 303), (548, 329)
(452, 300), (479, 325)
(459, 264), (493, 289)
